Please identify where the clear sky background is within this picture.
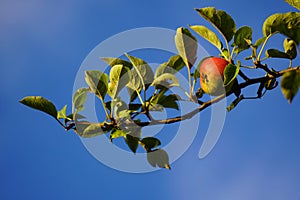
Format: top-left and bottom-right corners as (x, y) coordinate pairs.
(1, 0), (300, 199)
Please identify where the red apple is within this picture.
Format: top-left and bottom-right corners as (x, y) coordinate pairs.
(199, 57), (229, 96)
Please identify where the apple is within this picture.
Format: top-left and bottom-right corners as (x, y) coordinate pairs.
(199, 57), (229, 96)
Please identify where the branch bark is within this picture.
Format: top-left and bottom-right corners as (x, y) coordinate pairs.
(135, 66), (300, 127)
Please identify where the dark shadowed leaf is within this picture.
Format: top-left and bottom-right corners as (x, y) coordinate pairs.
(155, 55), (185, 78)
(174, 27), (197, 68)
(147, 149), (170, 170)
(285, 0), (300, 10)
(266, 49), (290, 59)
(263, 12), (300, 44)
(85, 70), (108, 100)
(101, 57), (133, 69)
(195, 7), (236, 42)
(140, 137), (161, 151)
(19, 96), (57, 119)
(280, 70), (300, 103)
(125, 134), (140, 153)
(232, 26), (252, 54)
(72, 88), (89, 112)
(190, 25), (222, 51)
(223, 63), (240, 86)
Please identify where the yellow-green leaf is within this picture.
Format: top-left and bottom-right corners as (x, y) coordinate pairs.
(85, 70), (108, 100)
(19, 96), (57, 119)
(195, 7), (236, 42)
(190, 25), (222, 51)
(174, 27), (197, 68)
(263, 12), (300, 44)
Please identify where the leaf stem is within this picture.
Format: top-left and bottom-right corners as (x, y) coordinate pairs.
(257, 33), (274, 61)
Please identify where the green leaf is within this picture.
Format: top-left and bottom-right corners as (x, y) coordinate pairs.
(125, 134), (140, 153)
(150, 93), (179, 111)
(140, 137), (161, 151)
(151, 73), (179, 88)
(174, 27), (198, 68)
(265, 49), (290, 59)
(101, 57), (133, 69)
(195, 7), (236, 42)
(72, 88), (89, 112)
(155, 55), (185, 78)
(85, 70), (108, 100)
(232, 26), (252, 54)
(113, 99), (130, 119)
(254, 37), (267, 48)
(125, 54), (154, 91)
(147, 149), (170, 170)
(82, 123), (109, 138)
(108, 64), (131, 98)
(284, 38), (297, 59)
(110, 128), (126, 142)
(285, 0), (300, 10)
(227, 95), (244, 112)
(57, 105), (67, 119)
(280, 70), (300, 103)
(190, 25), (222, 51)
(263, 12), (300, 44)
(223, 63), (240, 86)
(19, 96), (57, 119)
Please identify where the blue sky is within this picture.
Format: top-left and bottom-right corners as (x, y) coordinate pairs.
(1, 0), (300, 199)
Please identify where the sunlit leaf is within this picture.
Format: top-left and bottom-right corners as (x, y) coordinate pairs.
(150, 92), (179, 111)
(285, 0), (300, 10)
(155, 55), (185, 78)
(72, 88), (89, 112)
(126, 54), (154, 91)
(263, 12), (300, 44)
(232, 26), (252, 54)
(113, 99), (130, 119)
(223, 63), (240, 86)
(284, 38), (297, 59)
(152, 73), (179, 88)
(195, 7), (236, 42)
(108, 64), (131, 98)
(19, 96), (57, 119)
(110, 128), (126, 142)
(101, 57), (133, 69)
(82, 123), (109, 138)
(57, 105), (67, 119)
(254, 37), (267, 48)
(190, 25), (222, 51)
(280, 70), (300, 103)
(174, 27), (197, 68)
(85, 70), (108, 100)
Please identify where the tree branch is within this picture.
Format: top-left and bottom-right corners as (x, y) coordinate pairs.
(135, 66), (300, 127)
